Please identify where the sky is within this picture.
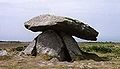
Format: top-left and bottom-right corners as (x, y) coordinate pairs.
(0, 0), (120, 42)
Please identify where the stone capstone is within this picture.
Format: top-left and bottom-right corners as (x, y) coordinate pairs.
(24, 14), (98, 40)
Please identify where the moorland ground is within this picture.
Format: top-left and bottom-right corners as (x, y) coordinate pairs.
(0, 41), (120, 69)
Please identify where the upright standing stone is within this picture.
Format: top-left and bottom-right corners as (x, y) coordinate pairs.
(23, 30), (71, 61)
(59, 32), (84, 60)
(36, 30), (64, 58)
(23, 40), (36, 55)
(23, 30), (86, 61)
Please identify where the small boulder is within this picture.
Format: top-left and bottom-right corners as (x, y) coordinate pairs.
(0, 49), (7, 56)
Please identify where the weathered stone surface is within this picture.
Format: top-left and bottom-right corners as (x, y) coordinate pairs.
(36, 30), (64, 58)
(0, 49), (7, 56)
(59, 32), (84, 60)
(23, 30), (86, 61)
(24, 14), (98, 40)
(23, 40), (36, 55)
(23, 30), (66, 60)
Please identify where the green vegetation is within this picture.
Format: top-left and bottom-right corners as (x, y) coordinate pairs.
(12, 46), (27, 51)
(80, 42), (120, 56)
(0, 42), (120, 69)
(0, 55), (12, 61)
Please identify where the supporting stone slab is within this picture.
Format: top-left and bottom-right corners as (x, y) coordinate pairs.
(23, 30), (99, 61)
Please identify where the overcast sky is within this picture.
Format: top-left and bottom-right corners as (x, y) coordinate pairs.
(0, 0), (120, 42)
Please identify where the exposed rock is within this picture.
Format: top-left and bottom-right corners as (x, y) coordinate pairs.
(23, 40), (36, 55)
(50, 58), (59, 63)
(23, 30), (86, 61)
(36, 30), (64, 58)
(24, 14), (98, 40)
(23, 30), (64, 60)
(0, 49), (7, 56)
(59, 32), (84, 60)
(23, 14), (100, 62)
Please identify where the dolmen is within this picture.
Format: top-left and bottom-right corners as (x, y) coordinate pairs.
(23, 14), (99, 62)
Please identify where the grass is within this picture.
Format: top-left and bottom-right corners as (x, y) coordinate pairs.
(0, 42), (120, 69)
(0, 55), (12, 61)
(80, 42), (120, 56)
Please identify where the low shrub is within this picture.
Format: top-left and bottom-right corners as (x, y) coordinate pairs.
(112, 47), (120, 56)
(15, 47), (24, 51)
(81, 46), (112, 53)
(0, 55), (12, 60)
(12, 46), (27, 52)
(80, 42), (120, 57)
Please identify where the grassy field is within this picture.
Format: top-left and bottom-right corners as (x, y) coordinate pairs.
(0, 41), (120, 69)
